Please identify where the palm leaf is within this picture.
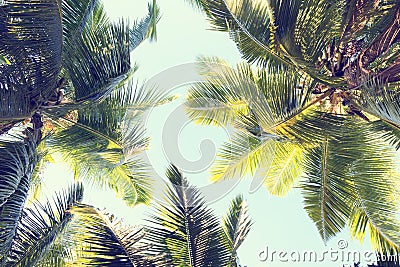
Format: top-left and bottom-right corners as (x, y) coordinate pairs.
(46, 122), (151, 206)
(301, 119), (399, 246)
(212, 110), (346, 183)
(301, 135), (358, 242)
(63, 17), (132, 101)
(0, 54), (10, 65)
(69, 204), (165, 266)
(211, 131), (275, 182)
(5, 184), (83, 267)
(61, 0), (160, 103)
(61, 0), (100, 43)
(0, 136), (40, 264)
(359, 3), (400, 70)
(262, 142), (304, 196)
(130, 0), (160, 47)
(221, 195), (252, 267)
(359, 79), (400, 126)
(145, 165), (230, 266)
(186, 57), (251, 126)
(28, 142), (54, 201)
(357, 80), (400, 150)
(349, 126), (400, 253)
(370, 120), (400, 150)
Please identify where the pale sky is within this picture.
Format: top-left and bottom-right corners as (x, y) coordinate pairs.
(43, 0), (377, 266)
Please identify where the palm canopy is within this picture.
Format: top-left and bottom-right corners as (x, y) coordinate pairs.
(193, 0), (400, 128)
(46, 0), (166, 207)
(196, 0), (400, 84)
(187, 54), (400, 254)
(0, 0), (169, 207)
(186, 0), (400, 254)
(145, 165), (252, 267)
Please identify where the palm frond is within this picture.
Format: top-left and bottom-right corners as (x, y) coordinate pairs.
(212, 110), (347, 183)
(69, 204), (165, 266)
(338, 0), (392, 45)
(184, 0), (204, 10)
(61, 0), (101, 43)
(63, 17), (132, 101)
(301, 137), (357, 243)
(0, 54), (10, 65)
(0, 136), (40, 264)
(45, 74), (174, 206)
(211, 131), (275, 182)
(5, 184), (83, 267)
(0, 0), (62, 119)
(370, 120), (400, 150)
(221, 195), (252, 267)
(186, 57), (251, 126)
(301, 120), (399, 245)
(199, 0), (279, 66)
(359, 79), (400, 126)
(145, 165), (230, 266)
(359, 3), (400, 70)
(349, 126), (400, 253)
(46, 122), (151, 206)
(28, 142), (54, 201)
(130, 0), (160, 47)
(61, 0), (160, 103)
(299, 118), (370, 242)
(271, 109), (346, 143)
(262, 142), (304, 196)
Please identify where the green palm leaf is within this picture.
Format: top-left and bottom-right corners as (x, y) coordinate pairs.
(61, 0), (159, 102)
(211, 131), (275, 182)
(370, 120), (400, 150)
(187, 57), (311, 128)
(130, 0), (160, 45)
(145, 165), (230, 266)
(359, 80), (400, 126)
(69, 204), (165, 266)
(301, 119), (400, 247)
(301, 135), (358, 242)
(349, 130), (400, 253)
(198, 0), (346, 85)
(47, 122), (151, 206)
(262, 142), (304, 196)
(197, 0), (400, 87)
(0, 136), (40, 264)
(357, 80), (400, 150)
(221, 195), (252, 267)
(5, 184), (83, 267)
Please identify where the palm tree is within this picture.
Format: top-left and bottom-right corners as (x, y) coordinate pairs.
(185, 0), (400, 255)
(0, 0), (168, 208)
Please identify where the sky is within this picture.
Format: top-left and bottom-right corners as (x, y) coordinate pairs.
(43, 0), (379, 266)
